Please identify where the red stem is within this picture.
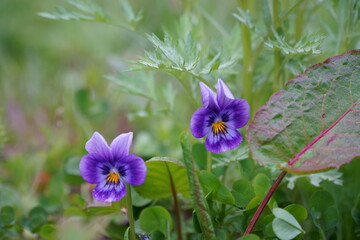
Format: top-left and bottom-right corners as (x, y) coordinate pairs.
(243, 170), (287, 235)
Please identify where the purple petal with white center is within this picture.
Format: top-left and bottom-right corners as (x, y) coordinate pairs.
(190, 107), (213, 138)
(119, 154), (147, 186)
(222, 99), (250, 129)
(205, 127), (243, 153)
(85, 132), (111, 160)
(79, 153), (105, 184)
(200, 82), (218, 110)
(110, 132), (133, 160)
(216, 79), (234, 109)
(93, 180), (127, 202)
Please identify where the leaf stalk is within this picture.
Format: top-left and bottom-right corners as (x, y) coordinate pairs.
(243, 170), (287, 235)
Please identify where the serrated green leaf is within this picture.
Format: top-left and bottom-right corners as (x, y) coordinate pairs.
(265, 31), (325, 55)
(233, 8), (254, 29)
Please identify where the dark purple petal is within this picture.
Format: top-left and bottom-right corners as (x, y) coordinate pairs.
(200, 82), (218, 110)
(110, 132), (133, 160)
(216, 79), (234, 109)
(119, 154), (147, 186)
(190, 107), (213, 138)
(222, 99), (250, 129)
(79, 153), (105, 184)
(85, 132), (111, 159)
(93, 180), (126, 202)
(205, 128), (243, 153)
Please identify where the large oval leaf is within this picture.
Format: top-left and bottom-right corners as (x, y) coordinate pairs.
(247, 50), (360, 173)
(134, 157), (190, 199)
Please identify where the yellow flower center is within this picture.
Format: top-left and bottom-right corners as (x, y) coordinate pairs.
(106, 172), (120, 184)
(212, 121), (226, 134)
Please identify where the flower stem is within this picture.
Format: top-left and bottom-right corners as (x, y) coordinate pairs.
(206, 151), (212, 172)
(238, 0), (253, 111)
(243, 170), (287, 235)
(271, 0), (282, 92)
(125, 184), (136, 240)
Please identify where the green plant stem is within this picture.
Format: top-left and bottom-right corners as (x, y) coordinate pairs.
(166, 163), (183, 240)
(238, 0), (253, 112)
(250, 0), (305, 70)
(125, 184), (136, 240)
(243, 170), (287, 235)
(181, 132), (216, 240)
(294, 2), (304, 40)
(272, 0), (282, 92)
(207, 151), (212, 172)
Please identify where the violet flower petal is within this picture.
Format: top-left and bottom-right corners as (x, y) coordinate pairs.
(200, 82), (218, 110)
(79, 153), (106, 184)
(85, 132), (112, 160)
(190, 107), (213, 138)
(205, 128), (243, 153)
(92, 180), (126, 202)
(110, 132), (133, 160)
(120, 154), (147, 186)
(216, 79), (234, 109)
(222, 99), (250, 129)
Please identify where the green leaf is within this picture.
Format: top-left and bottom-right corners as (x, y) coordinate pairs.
(199, 171), (235, 205)
(0, 206), (15, 227)
(119, 0), (142, 27)
(265, 31), (325, 55)
(237, 234), (261, 240)
(28, 206), (48, 233)
(247, 50), (360, 173)
(139, 206), (173, 236)
(192, 143), (207, 170)
(246, 196), (261, 210)
(134, 157), (190, 199)
(253, 173), (271, 199)
(231, 179), (255, 207)
(150, 231), (165, 240)
(284, 204), (308, 223)
(39, 224), (56, 240)
(272, 208), (304, 240)
(238, 158), (255, 180)
(85, 201), (124, 216)
(233, 8), (254, 29)
(124, 227), (130, 240)
(309, 190), (334, 212)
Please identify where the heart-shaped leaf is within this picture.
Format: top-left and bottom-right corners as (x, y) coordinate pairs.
(247, 50), (360, 173)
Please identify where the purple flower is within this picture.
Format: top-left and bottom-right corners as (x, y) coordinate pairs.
(190, 79), (250, 153)
(79, 132), (147, 202)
